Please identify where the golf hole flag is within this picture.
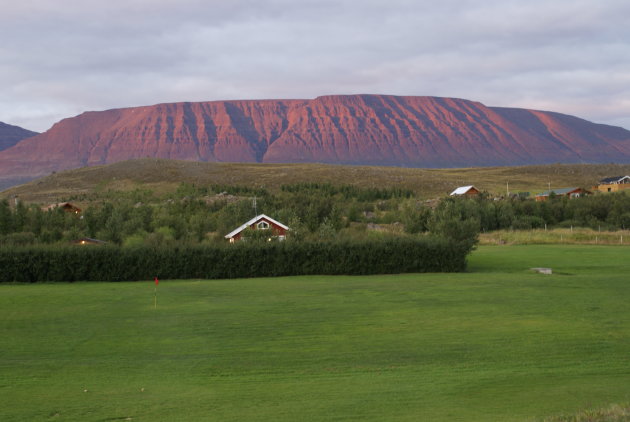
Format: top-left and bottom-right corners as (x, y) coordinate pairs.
(153, 277), (159, 308)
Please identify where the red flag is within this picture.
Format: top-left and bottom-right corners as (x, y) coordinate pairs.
(154, 277), (159, 285)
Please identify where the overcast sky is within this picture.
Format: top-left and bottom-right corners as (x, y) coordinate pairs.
(1, 0), (629, 132)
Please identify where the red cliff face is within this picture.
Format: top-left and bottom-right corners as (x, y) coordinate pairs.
(1, 95), (630, 185)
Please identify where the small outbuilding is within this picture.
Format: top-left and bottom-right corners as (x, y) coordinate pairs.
(43, 202), (82, 214)
(535, 187), (589, 202)
(225, 214), (289, 243)
(450, 186), (480, 197)
(595, 175), (630, 193)
(71, 237), (107, 246)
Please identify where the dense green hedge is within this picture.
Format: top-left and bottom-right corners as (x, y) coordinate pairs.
(0, 237), (469, 282)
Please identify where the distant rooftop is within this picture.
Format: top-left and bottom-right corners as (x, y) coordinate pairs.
(536, 187), (580, 196)
(450, 185), (477, 196)
(599, 175), (630, 184)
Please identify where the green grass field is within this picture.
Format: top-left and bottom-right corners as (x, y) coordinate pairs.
(2, 245), (630, 421)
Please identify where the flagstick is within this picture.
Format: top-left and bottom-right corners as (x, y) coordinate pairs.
(153, 277), (159, 309)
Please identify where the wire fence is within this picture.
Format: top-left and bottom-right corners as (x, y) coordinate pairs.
(479, 228), (630, 246)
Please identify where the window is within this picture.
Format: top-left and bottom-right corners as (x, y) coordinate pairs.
(256, 221), (270, 230)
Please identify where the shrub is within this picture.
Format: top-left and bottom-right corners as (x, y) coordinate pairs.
(0, 237), (469, 282)
(0, 232), (38, 246)
(427, 197), (480, 253)
(512, 215), (545, 230)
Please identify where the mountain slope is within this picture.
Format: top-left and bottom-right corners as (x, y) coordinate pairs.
(0, 121), (38, 151)
(1, 95), (629, 187)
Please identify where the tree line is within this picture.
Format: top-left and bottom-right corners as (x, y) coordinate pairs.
(2, 183), (630, 249)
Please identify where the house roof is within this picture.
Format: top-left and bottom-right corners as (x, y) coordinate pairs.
(450, 185), (477, 196)
(43, 202), (80, 211)
(72, 237), (107, 245)
(224, 214), (289, 239)
(536, 187), (581, 196)
(599, 175), (630, 184)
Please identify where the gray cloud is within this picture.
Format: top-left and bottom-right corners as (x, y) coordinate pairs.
(1, 0), (629, 132)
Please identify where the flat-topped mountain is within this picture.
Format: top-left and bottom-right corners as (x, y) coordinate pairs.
(0, 121), (38, 152)
(1, 95), (630, 188)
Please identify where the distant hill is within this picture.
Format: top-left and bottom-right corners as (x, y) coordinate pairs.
(1, 95), (630, 189)
(3, 158), (630, 205)
(0, 121), (38, 151)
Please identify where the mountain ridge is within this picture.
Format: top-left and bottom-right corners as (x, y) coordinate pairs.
(0, 121), (38, 152)
(1, 94), (630, 188)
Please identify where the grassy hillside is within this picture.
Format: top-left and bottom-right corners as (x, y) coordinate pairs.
(3, 158), (630, 204)
(2, 245), (630, 421)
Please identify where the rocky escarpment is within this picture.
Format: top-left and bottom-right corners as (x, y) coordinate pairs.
(1, 95), (630, 187)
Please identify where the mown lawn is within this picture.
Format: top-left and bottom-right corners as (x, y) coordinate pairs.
(1, 245), (630, 421)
